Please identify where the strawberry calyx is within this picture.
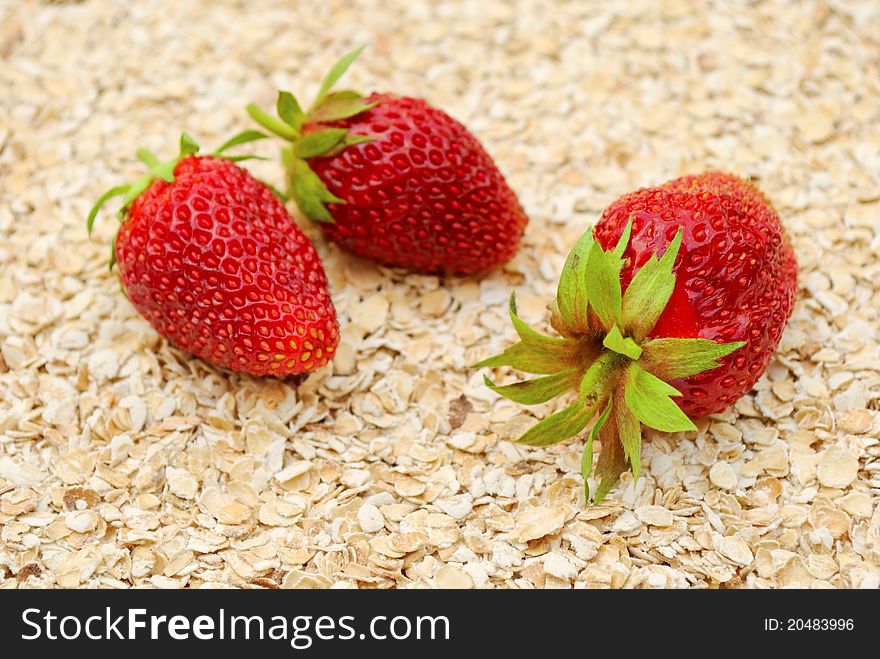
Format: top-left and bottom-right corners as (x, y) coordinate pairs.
(87, 131), (270, 268)
(245, 46), (377, 224)
(475, 219), (746, 504)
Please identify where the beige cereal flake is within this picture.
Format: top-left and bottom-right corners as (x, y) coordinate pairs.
(817, 447), (860, 489)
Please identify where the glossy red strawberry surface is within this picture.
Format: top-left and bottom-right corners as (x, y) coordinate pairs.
(115, 155), (338, 376)
(306, 93), (528, 274)
(593, 172), (798, 417)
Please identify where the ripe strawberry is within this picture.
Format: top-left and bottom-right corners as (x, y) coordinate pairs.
(477, 172), (797, 502)
(247, 47), (528, 275)
(88, 133), (339, 377)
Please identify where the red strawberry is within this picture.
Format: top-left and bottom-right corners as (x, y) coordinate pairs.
(88, 133), (339, 377)
(247, 47), (528, 275)
(594, 172), (798, 417)
(477, 172), (797, 503)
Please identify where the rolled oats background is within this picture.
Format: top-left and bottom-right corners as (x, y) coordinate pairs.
(0, 0), (878, 589)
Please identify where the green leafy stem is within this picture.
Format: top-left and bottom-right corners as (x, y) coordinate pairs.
(86, 131), (271, 269)
(475, 219), (745, 503)
(245, 46), (377, 224)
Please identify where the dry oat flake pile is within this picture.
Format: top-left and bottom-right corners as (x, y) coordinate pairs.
(1, 0), (879, 589)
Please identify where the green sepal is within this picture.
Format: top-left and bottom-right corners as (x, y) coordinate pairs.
(247, 102), (298, 140)
(214, 130), (268, 155)
(509, 293), (566, 349)
(614, 380), (642, 483)
(309, 90), (378, 124)
(221, 155), (270, 163)
(179, 132), (200, 157)
(602, 325), (642, 360)
(640, 337), (746, 380)
(266, 183), (289, 202)
(119, 134), (201, 216)
(343, 134), (372, 146)
(87, 185), (130, 235)
(474, 292), (585, 374)
(611, 217), (633, 259)
(483, 370), (581, 405)
(555, 230), (594, 334)
(324, 133), (372, 158)
(620, 228), (682, 341)
(579, 351), (619, 402)
(118, 173), (159, 212)
(581, 441), (593, 502)
(312, 45), (366, 110)
(213, 130), (272, 163)
(285, 150), (344, 223)
(623, 363), (696, 433)
(583, 238), (623, 331)
(108, 235), (117, 271)
(552, 218), (630, 337)
(277, 92), (306, 132)
(592, 407), (626, 504)
(516, 402), (596, 447)
(294, 128), (349, 159)
(581, 397), (612, 500)
(136, 148), (161, 168)
(474, 341), (579, 375)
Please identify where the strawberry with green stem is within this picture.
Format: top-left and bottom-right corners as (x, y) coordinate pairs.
(246, 46), (528, 274)
(88, 131), (339, 377)
(245, 47), (375, 222)
(89, 131), (271, 267)
(476, 173), (797, 503)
